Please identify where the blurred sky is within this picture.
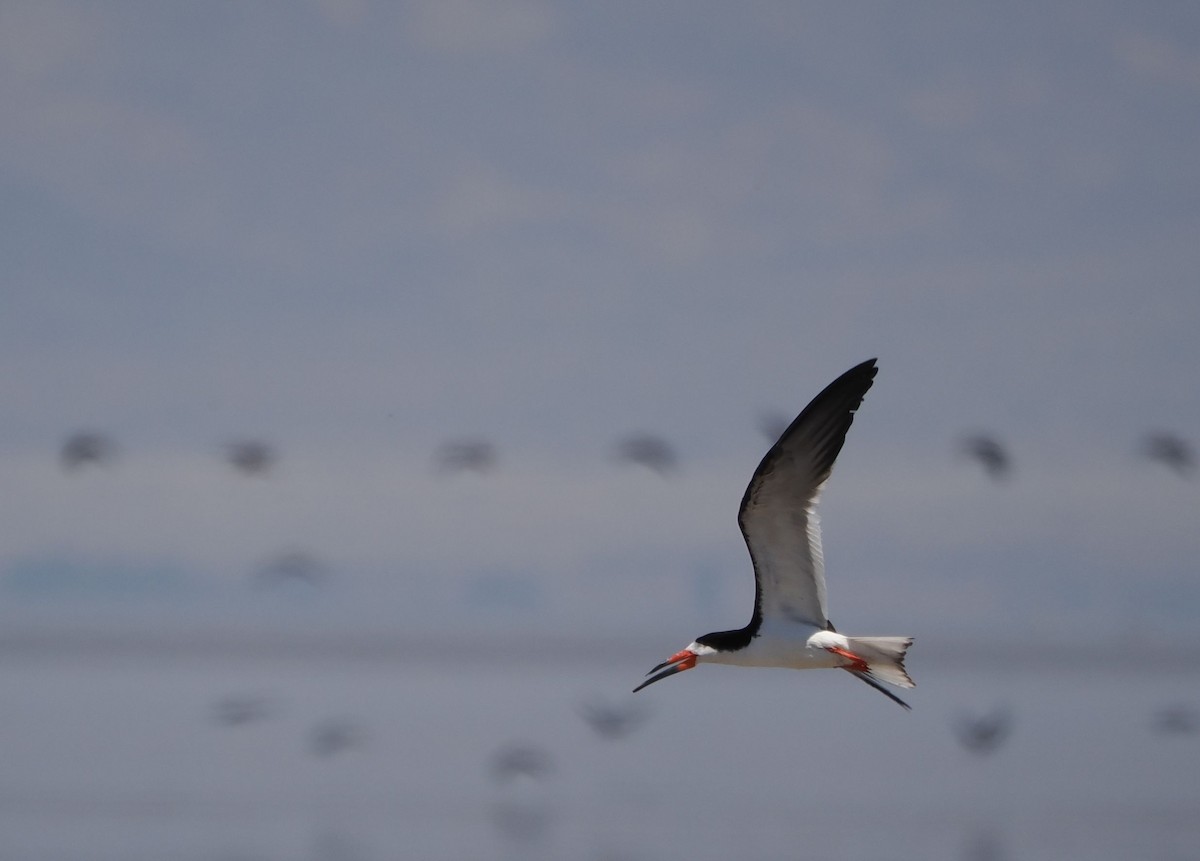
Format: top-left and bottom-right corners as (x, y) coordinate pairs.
(2, 1), (1199, 647)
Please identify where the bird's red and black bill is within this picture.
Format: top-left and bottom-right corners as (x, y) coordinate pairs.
(632, 649), (697, 692)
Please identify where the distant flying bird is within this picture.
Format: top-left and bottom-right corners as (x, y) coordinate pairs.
(633, 360), (915, 708)
(960, 434), (1012, 480)
(253, 550), (328, 588)
(1152, 703), (1198, 736)
(1141, 431), (1194, 477)
(952, 707), (1013, 755)
(615, 433), (678, 476)
(226, 439), (275, 475)
(489, 743), (555, 783)
(577, 697), (651, 740)
(488, 743), (557, 845)
(435, 439), (497, 474)
(60, 431), (116, 471)
(309, 718), (365, 757)
(212, 694), (274, 727)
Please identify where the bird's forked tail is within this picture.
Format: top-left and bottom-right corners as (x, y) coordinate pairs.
(843, 636), (915, 690)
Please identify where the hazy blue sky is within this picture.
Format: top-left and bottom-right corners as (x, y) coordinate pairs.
(2, 1), (1199, 645)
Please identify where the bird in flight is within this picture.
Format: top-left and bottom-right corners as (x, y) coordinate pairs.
(615, 433), (679, 476)
(577, 697), (651, 740)
(1140, 431), (1194, 478)
(960, 433), (1012, 481)
(953, 707), (1014, 755)
(60, 431), (117, 472)
(436, 439), (498, 475)
(633, 359), (914, 708)
(225, 439), (276, 475)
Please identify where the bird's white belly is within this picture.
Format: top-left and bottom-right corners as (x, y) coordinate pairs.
(702, 626), (847, 670)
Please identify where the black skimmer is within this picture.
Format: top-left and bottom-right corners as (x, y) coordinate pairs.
(960, 433), (1012, 481)
(211, 693), (275, 727)
(1152, 703), (1198, 736)
(252, 549), (329, 589)
(1141, 431), (1194, 477)
(435, 439), (498, 474)
(615, 433), (679, 476)
(952, 707), (1014, 755)
(226, 439), (276, 475)
(633, 359), (915, 708)
(577, 697), (651, 740)
(488, 743), (557, 845)
(60, 431), (117, 472)
(489, 743), (555, 783)
(308, 718), (366, 757)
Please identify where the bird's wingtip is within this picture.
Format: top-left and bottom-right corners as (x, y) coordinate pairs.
(845, 668), (913, 710)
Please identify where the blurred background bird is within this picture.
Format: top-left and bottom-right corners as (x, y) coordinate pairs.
(959, 434), (1013, 481)
(1151, 703), (1198, 736)
(1140, 431), (1194, 477)
(489, 743), (555, 784)
(435, 439), (498, 475)
(252, 550), (329, 589)
(308, 718), (365, 758)
(225, 439), (276, 476)
(952, 707), (1014, 756)
(576, 697), (651, 741)
(60, 431), (117, 472)
(211, 693), (275, 728)
(614, 433), (678, 477)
